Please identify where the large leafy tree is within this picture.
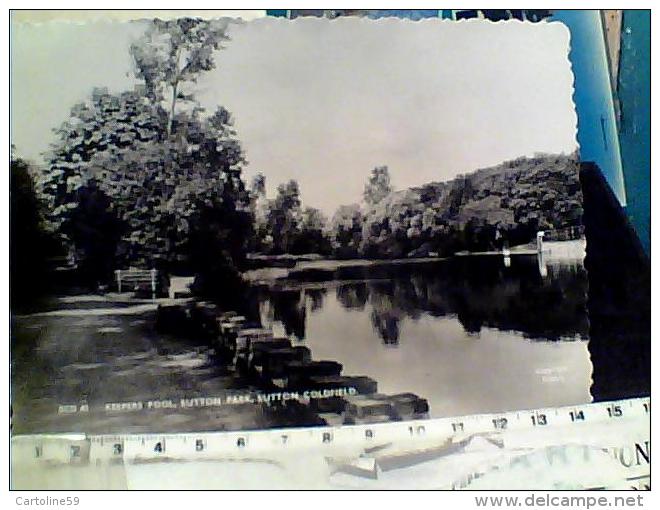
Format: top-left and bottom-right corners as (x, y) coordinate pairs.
(130, 17), (231, 134)
(39, 18), (251, 274)
(187, 175), (253, 304)
(40, 88), (247, 270)
(40, 88), (166, 236)
(63, 179), (124, 288)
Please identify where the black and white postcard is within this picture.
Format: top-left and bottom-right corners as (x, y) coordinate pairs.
(11, 14), (589, 438)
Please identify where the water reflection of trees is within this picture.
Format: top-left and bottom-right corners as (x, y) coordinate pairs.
(306, 288), (327, 312)
(376, 257), (589, 343)
(255, 287), (327, 340)
(335, 283), (369, 310)
(368, 283), (403, 345)
(268, 290), (307, 340)
(260, 257), (589, 345)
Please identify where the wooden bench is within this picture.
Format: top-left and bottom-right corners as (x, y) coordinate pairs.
(114, 268), (158, 299)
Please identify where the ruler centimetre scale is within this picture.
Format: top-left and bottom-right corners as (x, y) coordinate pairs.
(12, 397), (650, 462)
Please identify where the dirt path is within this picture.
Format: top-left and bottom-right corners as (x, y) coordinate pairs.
(11, 295), (303, 435)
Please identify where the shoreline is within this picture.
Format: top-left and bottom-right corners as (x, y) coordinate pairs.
(242, 256), (449, 283)
(243, 239), (586, 283)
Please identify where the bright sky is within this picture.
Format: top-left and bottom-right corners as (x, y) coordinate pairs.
(11, 16), (577, 215)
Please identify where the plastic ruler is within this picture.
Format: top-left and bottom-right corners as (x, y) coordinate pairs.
(13, 397), (650, 463)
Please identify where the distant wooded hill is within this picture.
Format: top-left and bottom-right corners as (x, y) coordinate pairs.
(359, 153), (583, 258)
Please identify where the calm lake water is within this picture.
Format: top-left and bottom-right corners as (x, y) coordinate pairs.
(254, 255), (593, 418)
(11, 251), (594, 434)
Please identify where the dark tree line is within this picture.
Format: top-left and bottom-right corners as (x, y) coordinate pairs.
(10, 154), (55, 308)
(250, 155), (583, 261)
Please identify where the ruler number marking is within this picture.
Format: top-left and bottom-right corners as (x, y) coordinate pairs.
(569, 410), (585, 422)
(408, 425), (426, 436)
(531, 413), (547, 426)
(607, 405), (623, 418)
(492, 417), (508, 430)
(34, 398), (648, 461)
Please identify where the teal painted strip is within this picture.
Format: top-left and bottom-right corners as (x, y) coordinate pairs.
(618, 11), (650, 254)
(266, 10), (288, 18)
(550, 10), (626, 206)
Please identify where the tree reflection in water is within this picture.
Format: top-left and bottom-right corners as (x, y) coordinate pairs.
(257, 255), (589, 346)
(335, 283), (368, 310)
(266, 289), (307, 340)
(306, 288), (327, 312)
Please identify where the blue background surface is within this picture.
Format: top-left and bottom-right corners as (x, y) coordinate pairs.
(617, 11), (651, 254)
(550, 10), (627, 206)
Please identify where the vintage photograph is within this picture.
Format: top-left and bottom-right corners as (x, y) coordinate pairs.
(11, 15), (590, 437)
